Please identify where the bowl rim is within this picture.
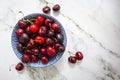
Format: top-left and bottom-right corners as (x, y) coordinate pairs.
(11, 13), (67, 68)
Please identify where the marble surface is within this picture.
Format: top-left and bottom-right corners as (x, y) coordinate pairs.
(0, 0), (120, 80)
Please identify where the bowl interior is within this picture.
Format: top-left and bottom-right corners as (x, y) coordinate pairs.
(11, 13), (67, 67)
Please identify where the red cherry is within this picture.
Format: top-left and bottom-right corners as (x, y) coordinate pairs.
(21, 54), (30, 63)
(16, 28), (24, 36)
(35, 36), (45, 45)
(41, 56), (48, 64)
(29, 24), (39, 33)
(75, 51), (83, 60)
(31, 55), (38, 62)
(15, 62), (24, 71)
(47, 46), (56, 57)
(68, 56), (76, 64)
(51, 22), (60, 31)
(35, 15), (45, 26)
(40, 48), (47, 55)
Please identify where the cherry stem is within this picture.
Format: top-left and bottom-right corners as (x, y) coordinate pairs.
(9, 64), (16, 71)
(68, 51), (74, 56)
(19, 11), (25, 20)
(25, 19), (33, 24)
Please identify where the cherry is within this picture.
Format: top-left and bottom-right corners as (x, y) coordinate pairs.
(18, 33), (29, 44)
(16, 28), (24, 36)
(42, 6), (51, 14)
(53, 4), (60, 12)
(51, 22), (60, 31)
(38, 26), (47, 36)
(47, 30), (54, 37)
(56, 33), (63, 43)
(29, 24), (39, 33)
(54, 43), (61, 50)
(75, 51), (83, 60)
(47, 46), (56, 57)
(17, 43), (23, 52)
(26, 26), (32, 35)
(35, 36), (45, 45)
(31, 48), (39, 56)
(45, 18), (53, 27)
(31, 55), (38, 62)
(18, 20), (27, 29)
(22, 54), (30, 63)
(35, 15), (45, 26)
(15, 62), (24, 71)
(68, 56), (76, 64)
(40, 48), (47, 55)
(58, 45), (65, 52)
(41, 56), (48, 64)
(45, 38), (54, 46)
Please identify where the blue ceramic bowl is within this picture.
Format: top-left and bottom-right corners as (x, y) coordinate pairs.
(11, 13), (67, 68)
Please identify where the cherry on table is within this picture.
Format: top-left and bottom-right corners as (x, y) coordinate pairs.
(53, 4), (60, 12)
(75, 51), (83, 60)
(68, 56), (76, 64)
(15, 62), (24, 71)
(42, 6), (51, 14)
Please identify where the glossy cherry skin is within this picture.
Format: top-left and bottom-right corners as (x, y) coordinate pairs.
(35, 15), (45, 26)
(21, 54), (30, 63)
(51, 22), (60, 31)
(47, 46), (56, 57)
(53, 4), (60, 11)
(15, 62), (24, 71)
(31, 55), (38, 62)
(38, 26), (47, 36)
(35, 36), (45, 45)
(41, 56), (48, 64)
(68, 56), (76, 64)
(42, 6), (51, 14)
(75, 51), (83, 60)
(18, 20), (27, 29)
(29, 24), (39, 33)
(16, 28), (24, 36)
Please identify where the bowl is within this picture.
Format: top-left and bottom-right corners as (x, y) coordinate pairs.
(11, 13), (67, 68)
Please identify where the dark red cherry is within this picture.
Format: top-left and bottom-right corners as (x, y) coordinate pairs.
(42, 6), (51, 14)
(22, 54), (30, 63)
(15, 62), (24, 71)
(68, 56), (76, 64)
(45, 18), (53, 27)
(16, 28), (24, 36)
(45, 38), (54, 46)
(31, 55), (38, 62)
(31, 48), (39, 56)
(38, 26), (47, 36)
(75, 51), (83, 60)
(40, 48), (47, 55)
(41, 56), (48, 64)
(53, 4), (60, 12)
(58, 45), (65, 52)
(18, 33), (29, 44)
(47, 46), (56, 57)
(17, 43), (23, 52)
(18, 20), (27, 29)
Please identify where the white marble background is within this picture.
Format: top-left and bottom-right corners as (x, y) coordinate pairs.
(0, 0), (120, 80)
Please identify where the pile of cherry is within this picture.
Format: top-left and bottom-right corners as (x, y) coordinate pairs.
(15, 4), (84, 71)
(15, 14), (65, 70)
